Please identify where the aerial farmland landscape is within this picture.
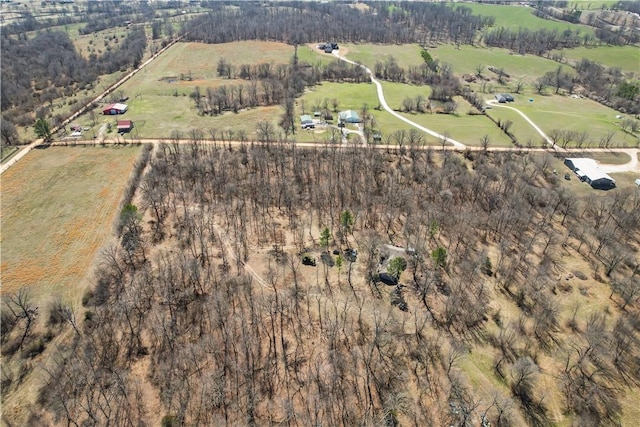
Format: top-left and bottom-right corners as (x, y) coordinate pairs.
(1, 1), (639, 426)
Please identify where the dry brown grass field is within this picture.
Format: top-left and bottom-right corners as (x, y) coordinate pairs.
(0, 145), (142, 302)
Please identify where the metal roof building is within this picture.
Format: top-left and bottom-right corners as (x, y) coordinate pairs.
(564, 158), (616, 190)
(103, 103), (128, 115)
(338, 110), (361, 123)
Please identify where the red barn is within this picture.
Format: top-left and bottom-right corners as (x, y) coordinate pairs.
(117, 120), (133, 133)
(103, 103), (128, 115)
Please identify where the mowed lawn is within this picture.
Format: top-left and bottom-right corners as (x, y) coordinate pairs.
(380, 81), (513, 146)
(487, 93), (639, 148)
(341, 43), (424, 69)
(0, 146), (142, 303)
(429, 44), (573, 83)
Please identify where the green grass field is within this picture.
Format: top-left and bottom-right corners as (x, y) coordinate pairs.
(550, 46), (640, 76)
(0, 146), (142, 303)
(458, 3), (596, 37)
(299, 44), (338, 66)
(377, 81), (512, 146)
(429, 44), (574, 83)
(341, 43), (424, 70)
(85, 41), (302, 139)
(487, 93), (639, 148)
(67, 40), (636, 147)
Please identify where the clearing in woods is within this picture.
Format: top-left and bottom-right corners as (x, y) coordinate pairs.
(0, 145), (142, 304)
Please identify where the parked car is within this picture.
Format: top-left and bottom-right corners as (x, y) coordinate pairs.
(495, 94), (506, 103)
(502, 93), (514, 102)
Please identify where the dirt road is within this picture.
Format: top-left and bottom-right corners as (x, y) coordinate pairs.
(0, 36), (182, 176)
(486, 99), (559, 150)
(332, 50), (467, 149)
(598, 149), (640, 173)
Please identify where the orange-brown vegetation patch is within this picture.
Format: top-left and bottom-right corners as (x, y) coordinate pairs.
(0, 146), (142, 301)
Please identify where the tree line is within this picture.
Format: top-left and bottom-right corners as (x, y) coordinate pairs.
(190, 54), (370, 117)
(183, 1), (492, 46)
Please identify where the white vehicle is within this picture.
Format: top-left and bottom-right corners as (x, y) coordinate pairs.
(635, 178), (640, 187)
(70, 131), (82, 137)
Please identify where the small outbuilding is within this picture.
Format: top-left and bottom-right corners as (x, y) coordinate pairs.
(338, 110), (361, 124)
(564, 158), (616, 190)
(117, 120), (134, 133)
(103, 103), (128, 115)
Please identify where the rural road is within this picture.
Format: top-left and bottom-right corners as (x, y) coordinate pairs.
(598, 148), (640, 173)
(4, 44), (638, 175)
(486, 99), (558, 150)
(332, 50), (467, 149)
(0, 36), (182, 176)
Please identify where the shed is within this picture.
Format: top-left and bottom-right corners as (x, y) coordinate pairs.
(117, 120), (134, 133)
(564, 158), (616, 190)
(338, 110), (361, 123)
(103, 103), (128, 115)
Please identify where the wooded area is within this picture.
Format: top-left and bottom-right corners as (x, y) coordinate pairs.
(4, 143), (638, 426)
(2, 2), (639, 424)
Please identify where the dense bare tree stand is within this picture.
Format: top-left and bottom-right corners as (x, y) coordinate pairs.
(5, 140), (631, 427)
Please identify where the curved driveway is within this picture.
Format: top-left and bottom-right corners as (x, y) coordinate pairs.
(332, 51), (466, 148)
(486, 99), (558, 150)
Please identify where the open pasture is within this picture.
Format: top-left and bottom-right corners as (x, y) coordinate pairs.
(0, 146), (142, 303)
(299, 44), (337, 66)
(487, 93), (639, 148)
(429, 44), (573, 83)
(119, 41), (295, 96)
(399, 105), (514, 147)
(106, 95), (283, 140)
(103, 41), (303, 138)
(72, 26), (134, 59)
(376, 81), (511, 146)
(550, 45), (640, 76)
(341, 43), (424, 70)
(459, 3), (596, 36)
